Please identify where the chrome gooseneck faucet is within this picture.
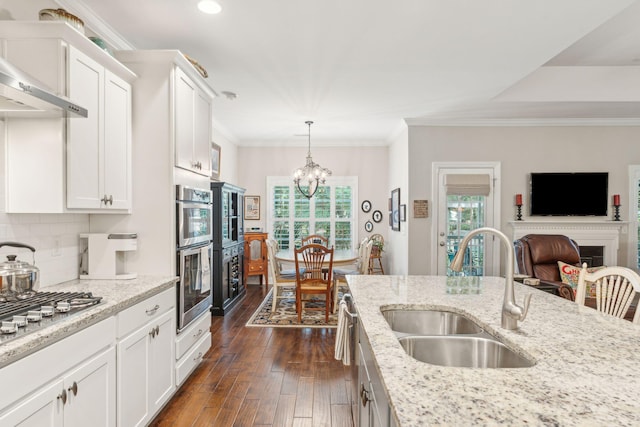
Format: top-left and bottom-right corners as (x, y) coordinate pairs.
(450, 227), (532, 330)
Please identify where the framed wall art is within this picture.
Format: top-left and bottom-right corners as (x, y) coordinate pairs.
(391, 188), (400, 231)
(244, 195), (260, 220)
(211, 142), (221, 180)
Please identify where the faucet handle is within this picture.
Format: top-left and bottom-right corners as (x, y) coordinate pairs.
(519, 293), (532, 321)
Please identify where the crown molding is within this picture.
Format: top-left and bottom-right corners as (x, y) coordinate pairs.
(405, 117), (640, 127)
(55, 0), (135, 50)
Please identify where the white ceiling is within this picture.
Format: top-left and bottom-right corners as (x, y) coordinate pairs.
(59, 0), (640, 145)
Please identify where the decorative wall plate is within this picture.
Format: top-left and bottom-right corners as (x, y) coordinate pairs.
(372, 210), (383, 223)
(361, 200), (372, 213)
(365, 221), (373, 232)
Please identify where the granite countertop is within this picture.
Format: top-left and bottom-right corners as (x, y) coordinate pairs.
(0, 275), (177, 368)
(348, 275), (640, 426)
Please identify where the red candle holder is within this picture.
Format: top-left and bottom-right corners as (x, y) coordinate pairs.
(613, 194), (621, 221)
(515, 194), (523, 221)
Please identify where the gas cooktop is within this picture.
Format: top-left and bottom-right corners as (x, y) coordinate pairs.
(0, 291), (103, 344)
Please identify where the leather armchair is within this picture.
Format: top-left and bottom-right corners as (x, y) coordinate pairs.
(514, 234), (580, 301)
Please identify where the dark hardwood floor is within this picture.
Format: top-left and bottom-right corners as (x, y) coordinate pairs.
(150, 283), (354, 427)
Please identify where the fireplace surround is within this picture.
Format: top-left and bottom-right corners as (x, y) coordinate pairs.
(509, 220), (627, 266)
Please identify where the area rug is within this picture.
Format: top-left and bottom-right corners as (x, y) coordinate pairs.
(245, 286), (348, 328)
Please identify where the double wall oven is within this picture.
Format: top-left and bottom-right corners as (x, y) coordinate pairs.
(176, 185), (213, 333)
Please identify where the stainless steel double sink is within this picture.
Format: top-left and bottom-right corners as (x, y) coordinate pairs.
(381, 308), (535, 369)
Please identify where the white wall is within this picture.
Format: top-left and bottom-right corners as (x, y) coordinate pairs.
(407, 125), (640, 274)
(236, 144), (390, 269)
(387, 125), (409, 275)
(212, 127), (238, 185)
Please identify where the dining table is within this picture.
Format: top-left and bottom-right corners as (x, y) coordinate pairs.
(274, 249), (358, 267)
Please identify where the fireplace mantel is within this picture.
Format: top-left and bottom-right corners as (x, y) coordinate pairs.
(508, 220), (628, 266)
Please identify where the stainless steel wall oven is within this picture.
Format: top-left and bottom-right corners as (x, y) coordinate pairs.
(176, 185), (213, 333)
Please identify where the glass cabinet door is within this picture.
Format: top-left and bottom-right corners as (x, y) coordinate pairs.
(222, 190), (230, 242)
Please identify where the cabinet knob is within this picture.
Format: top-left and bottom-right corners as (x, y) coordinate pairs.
(68, 381), (78, 396)
(107, 195), (113, 205)
(58, 389), (68, 405)
(359, 383), (370, 406)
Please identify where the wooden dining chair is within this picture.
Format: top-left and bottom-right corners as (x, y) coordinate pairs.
(266, 239), (297, 312)
(333, 239), (374, 313)
(294, 243), (334, 323)
(301, 234), (329, 247)
(576, 263), (640, 323)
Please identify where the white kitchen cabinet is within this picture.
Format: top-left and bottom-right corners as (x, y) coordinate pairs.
(116, 288), (176, 427)
(0, 318), (116, 427)
(358, 324), (390, 427)
(0, 22), (135, 213)
(175, 309), (212, 386)
(174, 66), (212, 177)
(67, 46), (132, 210)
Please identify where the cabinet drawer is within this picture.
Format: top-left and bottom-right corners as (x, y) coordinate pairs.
(175, 311), (211, 360)
(117, 287), (175, 338)
(176, 332), (211, 386)
(248, 264), (265, 272)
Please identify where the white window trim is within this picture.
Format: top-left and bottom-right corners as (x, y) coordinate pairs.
(628, 165), (640, 268)
(266, 176), (358, 250)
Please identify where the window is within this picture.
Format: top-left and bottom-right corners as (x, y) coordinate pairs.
(267, 176), (358, 253)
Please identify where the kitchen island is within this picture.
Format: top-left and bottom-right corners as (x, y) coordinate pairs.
(348, 275), (640, 426)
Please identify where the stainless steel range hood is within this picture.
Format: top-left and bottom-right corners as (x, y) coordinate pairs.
(0, 57), (88, 118)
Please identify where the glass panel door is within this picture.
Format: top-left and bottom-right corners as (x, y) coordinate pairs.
(445, 195), (485, 276)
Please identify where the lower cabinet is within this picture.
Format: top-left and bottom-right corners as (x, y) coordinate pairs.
(212, 242), (245, 315)
(116, 289), (176, 427)
(358, 324), (391, 427)
(175, 310), (212, 386)
(0, 319), (116, 427)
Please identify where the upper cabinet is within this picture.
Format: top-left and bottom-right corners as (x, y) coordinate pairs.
(67, 46), (132, 210)
(174, 67), (212, 177)
(0, 22), (135, 213)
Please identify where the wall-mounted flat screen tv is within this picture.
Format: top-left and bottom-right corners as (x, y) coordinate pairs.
(530, 172), (608, 216)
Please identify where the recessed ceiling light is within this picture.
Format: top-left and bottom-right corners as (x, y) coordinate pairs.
(198, 0), (221, 14)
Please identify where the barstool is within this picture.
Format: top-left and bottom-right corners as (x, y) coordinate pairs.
(368, 234), (385, 275)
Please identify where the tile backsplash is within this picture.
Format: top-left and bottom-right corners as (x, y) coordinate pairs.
(0, 213), (89, 288)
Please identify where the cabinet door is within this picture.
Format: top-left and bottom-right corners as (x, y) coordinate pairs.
(117, 322), (151, 427)
(103, 70), (132, 210)
(67, 45), (104, 209)
(174, 67), (196, 172)
(117, 309), (175, 427)
(64, 347), (116, 427)
(193, 90), (212, 177)
(0, 379), (64, 427)
(148, 309), (176, 412)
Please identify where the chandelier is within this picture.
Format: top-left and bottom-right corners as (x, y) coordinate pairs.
(293, 121), (332, 198)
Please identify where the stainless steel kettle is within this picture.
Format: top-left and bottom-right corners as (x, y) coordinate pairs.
(0, 242), (40, 295)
